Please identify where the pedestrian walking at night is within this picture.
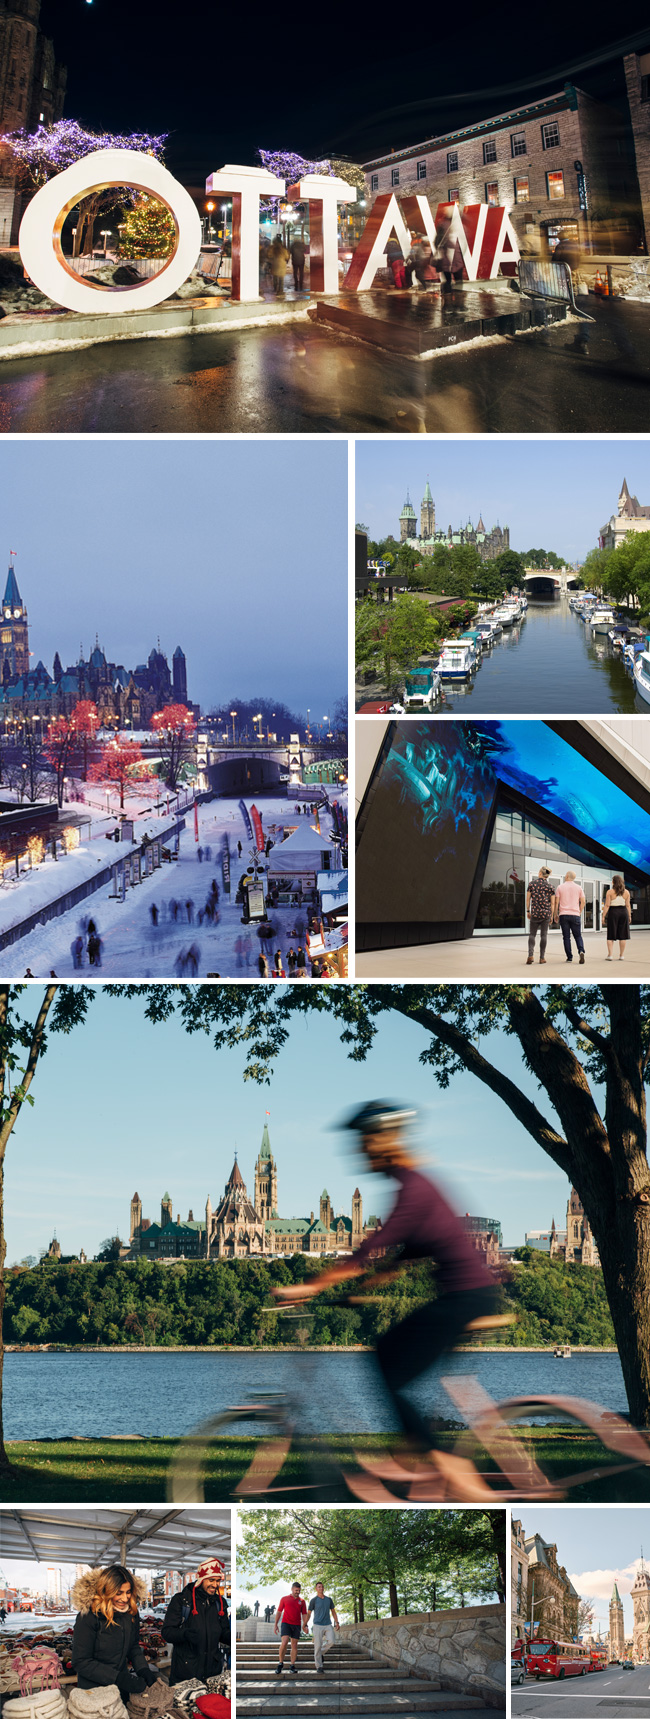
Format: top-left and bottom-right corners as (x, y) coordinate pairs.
(258, 951), (269, 978)
(271, 234), (290, 294)
(186, 899), (194, 922)
(150, 904), (159, 928)
(287, 946), (297, 975)
(554, 870), (586, 964)
(435, 213), (464, 289)
(186, 943), (200, 977)
(197, 846), (203, 863)
(525, 867), (555, 966)
(603, 874), (631, 961)
(205, 845), (212, 862)
(237, 840), (242, 857)
(235, 934), (244, 969)
(170, 898), (179, 922)
(297, 946), (307, 977)
(385, 234), (406, 289)
(175, 949), (188, 977)
(88, 931), (102, 968)
(243, 932), (252, 967)
(290, 234), (306, 292)
(71, 935), (84, 969)
(274, 948), (285, 976)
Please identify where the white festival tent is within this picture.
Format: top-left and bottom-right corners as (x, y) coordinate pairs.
(1, 1509), (231, 1572)
(266, 823), (337, 879)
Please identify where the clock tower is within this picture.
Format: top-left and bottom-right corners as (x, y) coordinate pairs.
(0, 559), (29, 681)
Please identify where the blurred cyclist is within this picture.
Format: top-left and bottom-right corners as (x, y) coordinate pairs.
(274, 1101), (499, 1485)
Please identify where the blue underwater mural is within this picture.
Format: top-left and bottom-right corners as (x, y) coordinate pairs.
(476, 722), (650, 875)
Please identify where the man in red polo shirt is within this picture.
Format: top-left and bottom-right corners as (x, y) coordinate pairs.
(274, 1582), (309, 1674)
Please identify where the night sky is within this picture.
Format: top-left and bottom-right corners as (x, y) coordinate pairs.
(37, 8), (650, 187)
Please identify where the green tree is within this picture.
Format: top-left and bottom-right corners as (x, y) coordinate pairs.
(491, 550), (525, 586)
(381, 594), (440, 692)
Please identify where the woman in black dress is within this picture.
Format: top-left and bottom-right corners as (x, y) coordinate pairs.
(603, 873), (631, 961)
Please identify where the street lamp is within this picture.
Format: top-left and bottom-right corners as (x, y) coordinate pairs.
(230, 709), (237, 745)
(100, 229), (111, 256)
(206, 200), (215, 243)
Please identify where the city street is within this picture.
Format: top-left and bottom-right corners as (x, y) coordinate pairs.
(513, 1663), (650, 1717)
(0, 297), (647, 433)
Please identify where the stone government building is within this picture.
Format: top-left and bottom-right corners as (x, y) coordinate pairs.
(126, 1121), (382, 1260)
(0, 560), (190, 729)
(399, 482), (509, 563)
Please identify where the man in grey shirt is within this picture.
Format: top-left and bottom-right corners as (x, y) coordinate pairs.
(308, 1583), (339, 1672)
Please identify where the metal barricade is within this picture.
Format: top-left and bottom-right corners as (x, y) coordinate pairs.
(517, 257), (594, 321)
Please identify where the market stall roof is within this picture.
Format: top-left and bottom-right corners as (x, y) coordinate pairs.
(267, 824), (334, 875)
(1, 1510), (231, 1571)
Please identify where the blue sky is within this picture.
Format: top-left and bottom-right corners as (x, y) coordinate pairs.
(0, 440), (347, 717)
(355, 440), (647, 564)
(518, 1509), (649, 1637)
(6, 987), (584, 1261)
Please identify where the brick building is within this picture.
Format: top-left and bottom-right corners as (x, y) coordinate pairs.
(624, 48), (650, 252)
(524, 1532), (579, 1641)
(0, 0), (66, 243)
(363, 83), (643, 256)
(511, 1519), (529, 1647)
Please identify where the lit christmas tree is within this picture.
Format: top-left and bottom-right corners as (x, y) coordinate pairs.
(118, 195), (176, 259)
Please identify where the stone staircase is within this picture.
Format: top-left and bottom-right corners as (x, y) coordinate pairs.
(236, 1639), (489, 1716)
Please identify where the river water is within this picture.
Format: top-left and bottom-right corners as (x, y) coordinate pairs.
(428, 598), (643, 714)
(4, 1349), (627, 1440)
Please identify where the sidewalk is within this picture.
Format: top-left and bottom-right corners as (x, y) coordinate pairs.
(355, 929), (650, 980)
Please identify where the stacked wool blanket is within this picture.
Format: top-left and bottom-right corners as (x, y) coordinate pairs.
(170, 1684), (206, 1713)
(206, 1675), (230, 1702)
(68, 1685), (129, 1719)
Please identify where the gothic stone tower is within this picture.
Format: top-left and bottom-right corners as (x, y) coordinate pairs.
(254, 1119), (278, 1222)
(610, 1583), (625, 1660)
(1, 560), (29, 682)
(632, 1560), (650, 1663)
(320, 1188), (332, 1231)
(130, 1192), (142, 1244)
(399, 492), (417, 541)
(565, 1187), (599, 1266)
(161, 1191), (173, 1228)
(352, 1187), (363, 1245)
(420, 479), (435, 539)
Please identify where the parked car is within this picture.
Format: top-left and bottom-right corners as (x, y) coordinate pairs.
(511, 1660), (526, 1686)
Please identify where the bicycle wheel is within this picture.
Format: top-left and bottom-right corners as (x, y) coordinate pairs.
(448, 1391), (650, 1500)
(167, 1402), (294, 1502)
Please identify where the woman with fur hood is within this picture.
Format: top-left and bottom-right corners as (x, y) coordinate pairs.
(72, 1567), (158, 1695)
(162, 1560), (229, 1686)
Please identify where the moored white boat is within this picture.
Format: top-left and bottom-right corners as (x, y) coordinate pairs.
(588, 606), (616, 634)
(634, 650), (650, 705)
(438, 643), (478, 680)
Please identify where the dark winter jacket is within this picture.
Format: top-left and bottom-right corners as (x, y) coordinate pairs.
(72, 1608), (154, 1692)
(162, 1582), (230, 1686)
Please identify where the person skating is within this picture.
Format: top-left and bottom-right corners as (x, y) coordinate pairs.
(308, 1584), (339, 1673)
(274, 1584), (308, 1674)
(274, 1101), (498, 1497)
(525, 867), (555, 965)
(603, 873), (631, 961)
(554, 870), (586, 964)
(72, 1565), (158, 1695)
(161, 1559), (229, 1686)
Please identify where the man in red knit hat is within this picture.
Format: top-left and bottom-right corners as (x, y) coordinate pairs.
(274, 1583), (309, 1675)
(162, 1560), (230, 1686)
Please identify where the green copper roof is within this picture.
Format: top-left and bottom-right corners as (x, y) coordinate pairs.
(423, 479), (434, 503)
(2, 566), (22, 609)
(259, 1121), (272, 1160)
(612, 1582), (621, 1602)
(400, 491), (416, 518)
(321, 1188), (329, 1198)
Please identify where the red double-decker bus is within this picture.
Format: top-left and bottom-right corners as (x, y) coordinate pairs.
(527, 1639), (590, 1679)
(589, 1649), (607, 1673)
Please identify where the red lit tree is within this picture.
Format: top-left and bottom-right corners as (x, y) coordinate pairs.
(151, 703), (196, 791)
(89, 739), (149, 810)
(43, 716), (75, 808)
(70, 700), (99, 781)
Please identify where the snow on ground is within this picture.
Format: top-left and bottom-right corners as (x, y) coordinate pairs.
(3, 794), (347, 979)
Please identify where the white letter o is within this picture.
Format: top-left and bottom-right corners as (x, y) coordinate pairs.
(19, 148), (202, 314)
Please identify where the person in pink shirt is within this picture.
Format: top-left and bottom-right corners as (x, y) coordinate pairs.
(553, 870), (586, 964)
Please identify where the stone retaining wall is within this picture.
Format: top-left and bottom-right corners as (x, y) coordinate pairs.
(338, 1603), (505, 1708)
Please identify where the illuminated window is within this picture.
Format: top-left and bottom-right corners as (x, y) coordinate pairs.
(547, 170), (565, 199)
(447, 149), (458, 172)
(370, 173), (378, 191)
(485, 182), (500, 205)
(483, 138), (497, 164)
(511, 131), (527, 156)
(391, 167), (399, 186)
(448, 187), (460, 202)
(417, 160), (427, 180)
(514, 176), (530, 202)
(542, 120), (560, 148)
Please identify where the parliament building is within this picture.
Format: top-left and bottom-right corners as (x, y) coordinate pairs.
(399, 481), (510, 562)
(126, 1121), (381, 1261)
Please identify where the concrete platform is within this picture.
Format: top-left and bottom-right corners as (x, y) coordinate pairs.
(0, 293), (310, 360)
(309, 287), (568, 358)
(354, 928), (650, 979)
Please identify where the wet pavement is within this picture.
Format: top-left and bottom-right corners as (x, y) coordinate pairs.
(0, 295), (647, 432)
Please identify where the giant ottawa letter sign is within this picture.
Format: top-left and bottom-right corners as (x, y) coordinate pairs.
(19, 153), (519, 315)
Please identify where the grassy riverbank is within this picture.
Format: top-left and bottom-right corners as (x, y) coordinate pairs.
(2, 1425), (647, 1503)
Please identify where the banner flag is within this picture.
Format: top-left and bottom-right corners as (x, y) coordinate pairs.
(250, 803), (265, 852)
(238, 799), (254, 840)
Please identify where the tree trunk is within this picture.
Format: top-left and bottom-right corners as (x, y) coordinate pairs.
(358, 1593), (364, 1623)
(388, 1580), (399, 1618)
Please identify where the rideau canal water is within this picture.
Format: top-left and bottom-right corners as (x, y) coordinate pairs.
(5, 1349), (626, 1440)
(423, 596), (644, 714)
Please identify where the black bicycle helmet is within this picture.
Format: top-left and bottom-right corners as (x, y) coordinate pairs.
(332, 1100), (417, 1134)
